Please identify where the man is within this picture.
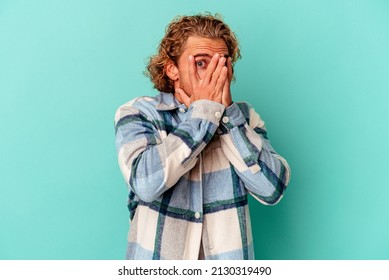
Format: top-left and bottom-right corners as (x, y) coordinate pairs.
(114, 14), (291, 260)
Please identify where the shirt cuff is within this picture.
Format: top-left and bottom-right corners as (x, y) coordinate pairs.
(189, 100), (225, 125)
(217, 103), (247, 134)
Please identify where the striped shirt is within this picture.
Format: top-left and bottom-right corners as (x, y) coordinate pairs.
(114, 92), (291, 260)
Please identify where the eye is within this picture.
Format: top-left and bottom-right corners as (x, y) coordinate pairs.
(196, 60), (206, 68)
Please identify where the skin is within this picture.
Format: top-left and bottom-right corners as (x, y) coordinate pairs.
(166, 36), (233, 108)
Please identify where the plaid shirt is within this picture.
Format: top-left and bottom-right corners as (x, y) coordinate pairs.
(114, 92), (291, 260)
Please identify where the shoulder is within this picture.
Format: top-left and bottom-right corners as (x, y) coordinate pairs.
(116, 95), (159, 113)
(114, 95), (159, 124)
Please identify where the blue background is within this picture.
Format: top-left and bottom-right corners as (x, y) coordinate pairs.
(1, 0), (389, 259)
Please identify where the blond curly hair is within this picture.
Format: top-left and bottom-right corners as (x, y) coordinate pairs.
(145, 13), (241, 93)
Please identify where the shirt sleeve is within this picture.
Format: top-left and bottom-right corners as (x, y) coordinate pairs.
(218, 102), (291, 205)
(114, 98), (225, 203)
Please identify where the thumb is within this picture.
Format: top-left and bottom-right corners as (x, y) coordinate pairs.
(174, 88), (191, 108)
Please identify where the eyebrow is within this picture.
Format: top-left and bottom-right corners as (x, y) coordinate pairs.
(193, 53), (230, 59)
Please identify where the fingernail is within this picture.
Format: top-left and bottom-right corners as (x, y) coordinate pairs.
(214, 53), (220, 59)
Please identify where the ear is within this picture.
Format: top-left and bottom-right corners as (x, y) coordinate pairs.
(165, 60), (179, 81)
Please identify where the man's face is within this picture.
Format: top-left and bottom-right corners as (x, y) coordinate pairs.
(173, 36), (229, 97)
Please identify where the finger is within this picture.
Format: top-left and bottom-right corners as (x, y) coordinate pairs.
(209, 56), (227, 87)
(188, 55), (198, 88)
(223, 74), (229, 93)
(224, 57), (232, 90)
(223, 76), (231, 102)
(203, 53), (220, 84)
(227, 57), (233, 82)
(214, 66), (228, 94)
(175, 88), (191, 108)
(222, 67), (232, 107)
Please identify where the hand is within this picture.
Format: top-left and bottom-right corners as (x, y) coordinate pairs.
(175, 53), (229, 108)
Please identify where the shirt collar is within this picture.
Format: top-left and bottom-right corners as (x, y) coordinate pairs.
(155, 92), (182, 111)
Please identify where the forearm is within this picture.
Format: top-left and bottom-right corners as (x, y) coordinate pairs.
(219, 102), (291, 205)
(115, 99), (225, 202)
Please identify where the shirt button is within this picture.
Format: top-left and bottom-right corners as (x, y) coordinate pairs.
(222, 116), (229, 123)
(214, 111), (222, 119)
(179, 108), (186, 113)
(195, 212), (200, 219)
